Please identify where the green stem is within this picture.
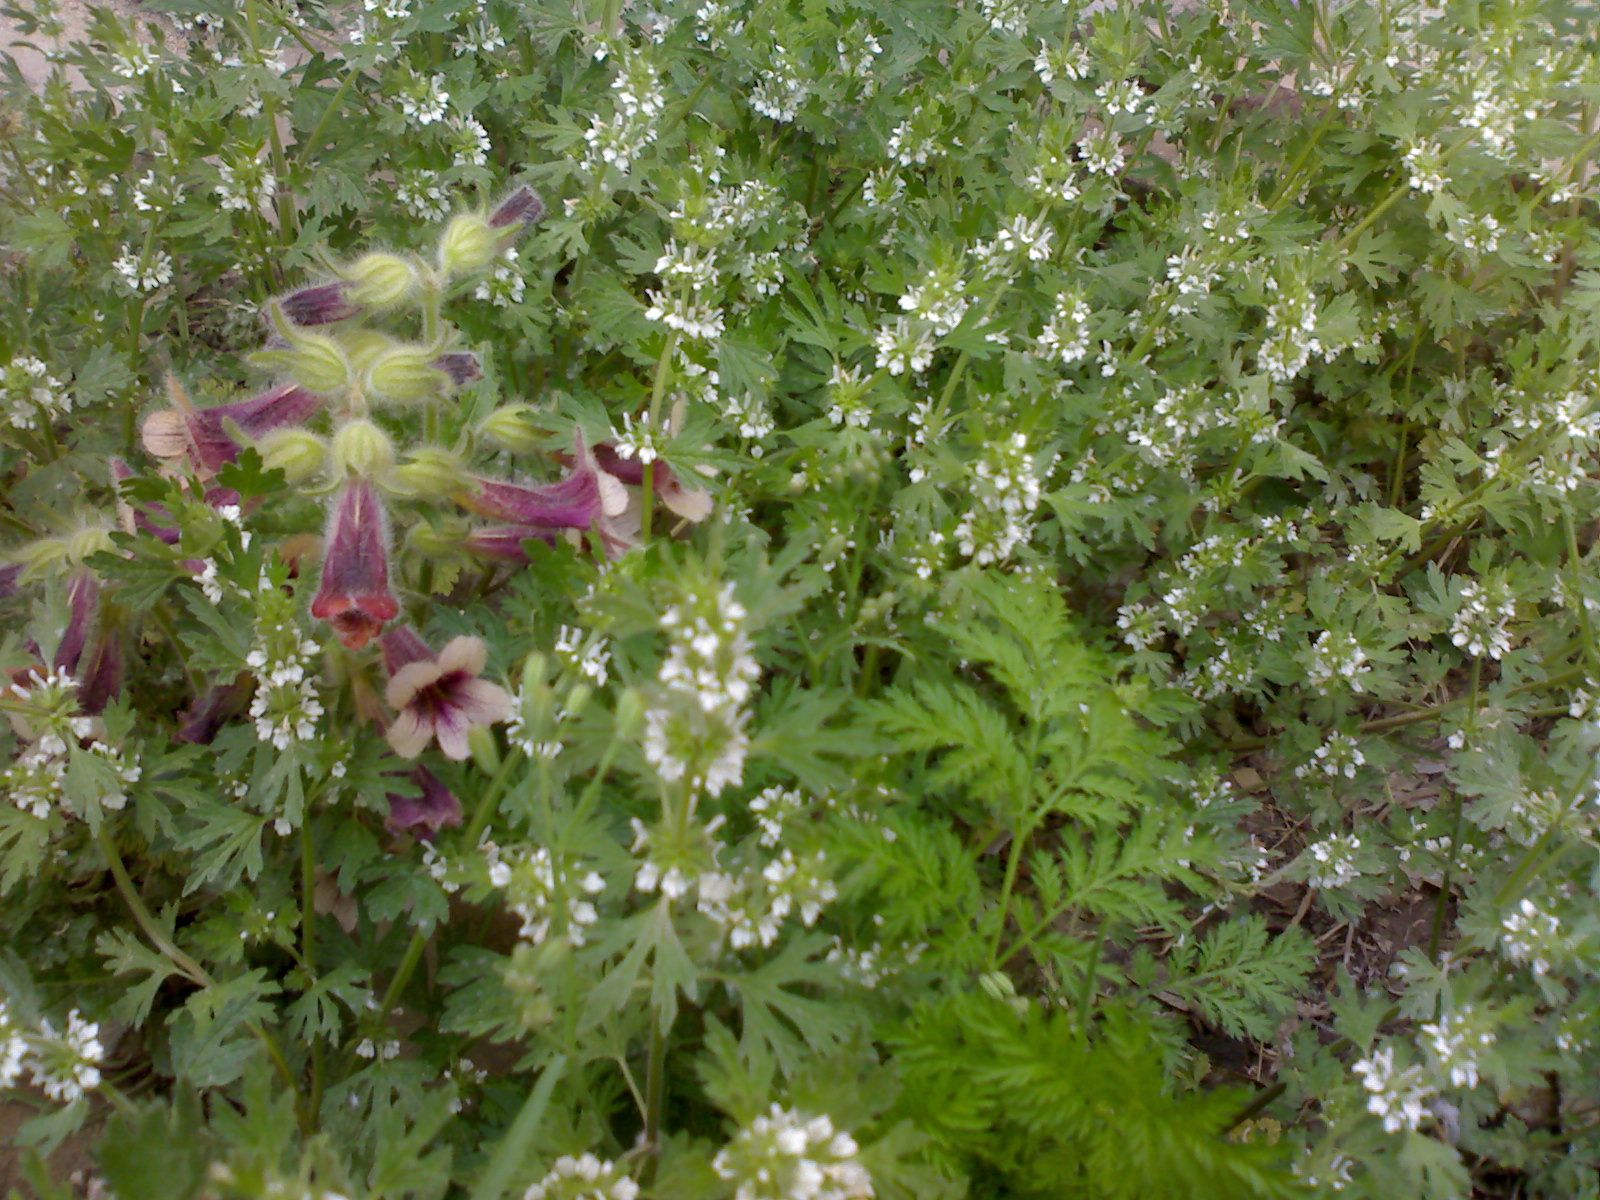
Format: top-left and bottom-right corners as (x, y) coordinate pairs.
(643, 985), (669, 1153)
(301, 815), (325, 1122)
(96, 825), (303, 1118)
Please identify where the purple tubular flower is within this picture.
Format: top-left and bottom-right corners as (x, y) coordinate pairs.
(460, 435), (627, 529)
(143, 383), (324, 477)
(178, 680), (251, 744)
(52, 570), (99, 677)
(76, 634), (123, 716)
(593, 443), (713, 524)
(278, 281), (362, 327)
(310, 479), (401, 650)
(385, 765), (463, 839)
(464, 524), (563, 561)
(432, 352), (483, 386)
(489, 185), (546, 229)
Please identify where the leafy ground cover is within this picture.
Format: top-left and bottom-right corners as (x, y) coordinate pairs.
(2, 0), (1599, 1197)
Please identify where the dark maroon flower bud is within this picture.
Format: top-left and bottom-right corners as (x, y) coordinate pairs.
(380, 624), (434, 676)
(76, 633), (123, 716)
(178, 680), (252, 744)
(0, 563), (21, 599)
(310, 479), (400, 650)
(143, 382), (324, 477)
(277, 281), (362, 327)
(489, 185), (546, 229)
(386, 766), (463, 839)
(432, 351), (483, 386)
(52, 569), (99, 677)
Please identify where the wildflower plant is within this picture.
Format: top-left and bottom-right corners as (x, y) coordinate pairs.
(2, 0), (1600, 1197)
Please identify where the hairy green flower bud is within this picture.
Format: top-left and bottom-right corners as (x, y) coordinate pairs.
(478, 404), (544, 454)
(521, 651), (550, 698)
(331, 418), (395, 479)
(467, 725), (501, 775)
(365, 344), (450, 405)
(392, 446), (468, 499)
(346, 252), (419, 308)
(257, 428), (328, 482)
(437, 213), (499, 277)
(285, 331), (351, 395)
(65, 527), (115, 564)
(614, 687), (646, 739)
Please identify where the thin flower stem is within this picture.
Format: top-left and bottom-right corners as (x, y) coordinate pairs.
(345, 747), (527, 1078)
(643, 977), (669, 1154)
(301, 814), (325, 1122)
(95, 824), (304, 1120)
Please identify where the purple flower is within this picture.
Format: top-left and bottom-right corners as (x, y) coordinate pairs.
(143, 381), (323, 478)
(385, 765), (463, 839)
(178, 680), (251, 744)
(277, 281), (361, 326)
(459, 434), (630, 556)
(47, 568), (123, 715)
(310, 479), (401, 650)
(593, 443), (713, 523)
(489, 185), (546, 229)
(381, 626), (512, 760)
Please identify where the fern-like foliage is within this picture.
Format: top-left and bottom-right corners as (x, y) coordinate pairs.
(889, 992), (1301, 1200)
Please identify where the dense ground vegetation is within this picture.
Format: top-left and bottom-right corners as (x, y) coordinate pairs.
(1, 0), (1599, 1195)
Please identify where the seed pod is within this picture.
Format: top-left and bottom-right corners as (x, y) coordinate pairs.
(478, 404), (543, 453)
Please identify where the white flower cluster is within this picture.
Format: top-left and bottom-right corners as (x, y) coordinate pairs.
(1, 1003), (104, 1104)
(1036, 290), (1092, 365)
(824, 364), (873, 429)
(553, 625), (611, 686)
(954, 431), (1051, 566)
(1258, 289), (1322, 383)
(1449, 578), (1515, 660)
(524, 1153), (639, 1200)
(398, 72), (451, 126)
(1296, 731), (1366, 781)
(1402, 138), (1449, 194)
(899, 262), (969, 336)
(872, 317), (935, 377)
(1420, 1007), (1495, 1089)
(1304, 833), (1362, 889)
(712, 1105), (872, 1200)
(642, 583), (760, 796)
(724, 392), (776, 451)
(215, 159), (277, 213)
(750, 43), (808, 123)
(1033, 40), (1090, 87)
(1500, 897), (1564, 977)
(4, 669), (136, 819)
(474, 247), (526, 307)
(113, 246), (174, 294)
(1306, 630), (1370, 692)
(696, 848), (837, 950)
(610, 410), (663, 465)
(1352, 1044), (1434, 1134)
(397, 169), (452, 221)
(445, 113), (493, 168)
(644, 239), (726, 341)
(487, 842), (606, 947)
(3, 355), (71, 430)
(246, 619), (324, 751)
(970, 213), (1055, 278)
(580, 53), (665, 179)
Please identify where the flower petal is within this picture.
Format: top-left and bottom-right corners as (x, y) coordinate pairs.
(385, 709), (433, 759)
(436, 635), (488, 678)
(386, 660), (445, 711)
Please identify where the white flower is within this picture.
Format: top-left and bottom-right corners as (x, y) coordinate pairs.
(712, 1104), (872, 1200)
(611, 411), (662, 465)
(215, 159), (277, 213)
(1450, 578), (1515, 660)
(398, 72), (451, 126)
(29, 1010), (104, 1104)
(524, 1153), (639, 1200)
(1303, 833), (1362, 889)
(1306, 630), (1370, 692)
(1421, 1007), (1495, 1089)
(1352, 1045), (1433, 1134)
(474, 249), (526, 307)
(750, 44), (808, 123)
(113, 247), (174, 294)
(2, 356), (71, 430)
(1402, 139), (1449, 194)
(1500, 897), (1563, 977)
(873, 318), (935, 376)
